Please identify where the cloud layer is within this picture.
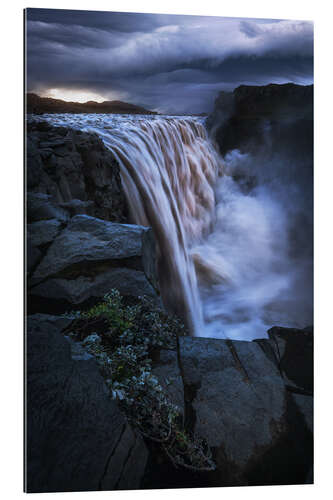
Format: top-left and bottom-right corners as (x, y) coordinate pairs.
(26, 9), (313, 113)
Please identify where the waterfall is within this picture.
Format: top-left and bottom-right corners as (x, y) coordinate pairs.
(29, 113), (312, 340)
(29, 113), (223, 334)
(99, 118), (223, 334)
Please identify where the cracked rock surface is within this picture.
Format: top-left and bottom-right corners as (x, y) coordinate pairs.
(26, 314), (148, 493)
(175, 332), (313, 486)
(28, 215), (158, 312)
(26, 121), (128, 222)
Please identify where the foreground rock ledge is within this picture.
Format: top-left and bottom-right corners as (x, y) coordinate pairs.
(178, 333), (313, 486)
(26, 314), (148, 493)
(26, 313), (313, 490)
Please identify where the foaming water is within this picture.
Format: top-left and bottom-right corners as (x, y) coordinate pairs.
(28, 114), (313, 340)
(193, 149), (313, 340)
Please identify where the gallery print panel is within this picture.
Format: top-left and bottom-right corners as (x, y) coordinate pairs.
(24, 7), (313, 492)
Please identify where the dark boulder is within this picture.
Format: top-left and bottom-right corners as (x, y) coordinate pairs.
(28, 215), (159, 313)
(32, 215), (150, 281)
(26, 314), (148, 493)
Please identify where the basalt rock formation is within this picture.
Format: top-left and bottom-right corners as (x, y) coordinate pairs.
(26, 122), (159, 313)
(27, 121), (128, 222)
(207, 83), (313, 160)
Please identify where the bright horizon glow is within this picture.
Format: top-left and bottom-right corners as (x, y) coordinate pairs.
(41, 88), (107, 103)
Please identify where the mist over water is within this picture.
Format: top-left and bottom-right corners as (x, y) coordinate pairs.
(194, 149), (313, 340)
(28, 114), (313, 340)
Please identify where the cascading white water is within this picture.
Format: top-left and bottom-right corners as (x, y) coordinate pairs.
(99, 117), (223, 335)
(28, 113), (313, 340)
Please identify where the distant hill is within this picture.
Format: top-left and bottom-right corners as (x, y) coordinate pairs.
(26, 93), (157, 115)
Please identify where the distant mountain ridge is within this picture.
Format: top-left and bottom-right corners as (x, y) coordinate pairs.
(26, 93), (157, 115)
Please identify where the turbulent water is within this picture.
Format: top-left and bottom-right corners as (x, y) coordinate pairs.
(28, 113), (313, 340)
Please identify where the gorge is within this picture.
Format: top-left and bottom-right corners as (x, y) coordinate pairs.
(25, 83), (313, 491)
(27, 83), (313, 340)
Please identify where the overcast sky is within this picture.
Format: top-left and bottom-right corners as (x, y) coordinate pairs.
(25, 8), (313, 114)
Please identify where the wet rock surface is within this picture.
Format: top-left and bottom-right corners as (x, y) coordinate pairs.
(26, 314), (148, 493)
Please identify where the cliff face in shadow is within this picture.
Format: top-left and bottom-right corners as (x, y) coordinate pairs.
(206, 83), (313, 307)
(207, 83), (313, 162)
(27, 93), (157, 115)
(26, 121), (160, 315)
(26, 120), (128, 222)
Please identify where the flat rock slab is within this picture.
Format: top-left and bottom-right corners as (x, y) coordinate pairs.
(28, 215), (159, 313)
(26, 314), (148, 493)
(30, 267), (157, 304)
(178, 336), (313, 486)
(32, 215), (149, 282)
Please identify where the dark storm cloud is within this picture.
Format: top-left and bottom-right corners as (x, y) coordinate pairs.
(25, 9), (314, 113)
(26, 8), (165, 33)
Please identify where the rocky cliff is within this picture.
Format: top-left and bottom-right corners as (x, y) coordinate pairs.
(27, 121), (128, 222)
(26, 121), (160, 314)
(207, 83), (313, 160)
